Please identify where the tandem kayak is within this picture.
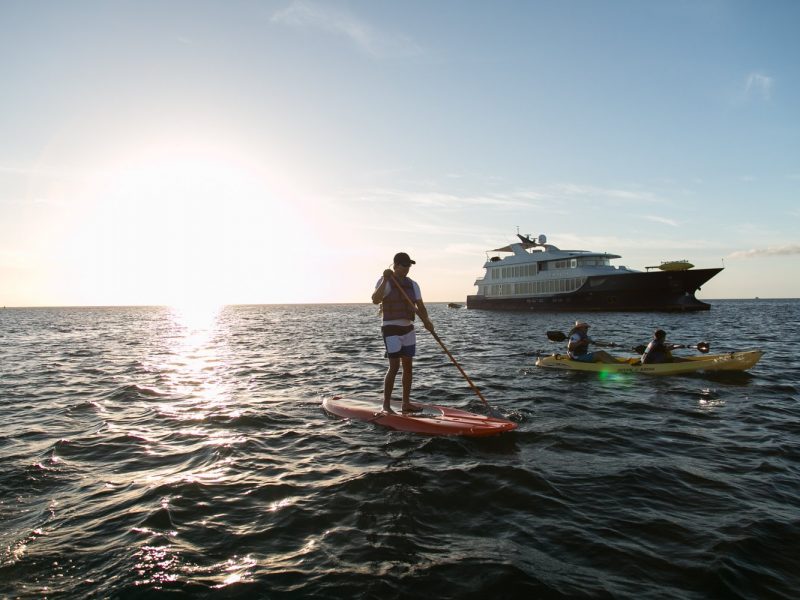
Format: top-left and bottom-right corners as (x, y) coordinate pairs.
(535, 350), (763, 375)
(322, 396), (517, 437)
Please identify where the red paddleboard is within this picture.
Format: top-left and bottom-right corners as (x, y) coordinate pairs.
(322, 396), (517, 437)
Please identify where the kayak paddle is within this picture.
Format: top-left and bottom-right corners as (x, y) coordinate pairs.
(632, 342), (711, 354)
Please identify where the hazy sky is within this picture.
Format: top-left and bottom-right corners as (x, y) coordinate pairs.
(1, 0), (798, 306)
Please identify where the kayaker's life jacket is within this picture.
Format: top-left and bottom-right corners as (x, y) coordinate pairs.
(642, 339), (672, 364)
(568, 330), (589, 359)
(381, 277), (417, 322)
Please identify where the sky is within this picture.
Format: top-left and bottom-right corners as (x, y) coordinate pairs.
(1, 0), (798, 307)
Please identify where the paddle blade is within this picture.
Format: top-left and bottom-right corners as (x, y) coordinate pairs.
(546, 330), (567, 342)
(696, 342), (710, 353)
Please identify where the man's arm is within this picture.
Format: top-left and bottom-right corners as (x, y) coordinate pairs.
(371, 270), (394, 304)
(415, 299), (435, 332)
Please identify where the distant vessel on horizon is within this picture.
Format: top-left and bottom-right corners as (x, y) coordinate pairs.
(466, 232), (723, 312)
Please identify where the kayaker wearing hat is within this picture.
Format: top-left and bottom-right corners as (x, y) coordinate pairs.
(371, 251), (434, 413)
(567, 321), (616, 363)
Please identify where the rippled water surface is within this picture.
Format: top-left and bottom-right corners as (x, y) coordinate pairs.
(1, 301), (799, 599)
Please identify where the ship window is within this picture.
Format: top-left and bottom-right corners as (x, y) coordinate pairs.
(579, 258), (606, 267)
(570, 259), (577, 268)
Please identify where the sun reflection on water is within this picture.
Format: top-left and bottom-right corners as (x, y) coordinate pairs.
(134, 544), (181, 587)
(155, 303), (239, 419)
(168, 303), (223, 361)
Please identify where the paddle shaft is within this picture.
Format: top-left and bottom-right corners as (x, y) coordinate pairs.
(634, 342), (710, 354)
(386, 271), (491, 410)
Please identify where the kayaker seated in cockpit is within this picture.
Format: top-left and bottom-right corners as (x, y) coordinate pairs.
(567, 321), (617, 363)
(641, 329), (678, 364)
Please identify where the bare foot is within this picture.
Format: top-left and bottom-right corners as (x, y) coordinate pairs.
(401, 403), (423, 413)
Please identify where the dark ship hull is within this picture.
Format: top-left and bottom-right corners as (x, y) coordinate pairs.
(466, 267), (722, 312)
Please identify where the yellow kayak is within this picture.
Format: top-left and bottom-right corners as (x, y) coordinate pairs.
(535, 350), (763, 375)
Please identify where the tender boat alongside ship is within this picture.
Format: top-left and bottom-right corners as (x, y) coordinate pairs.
(466, 232), (722, 312)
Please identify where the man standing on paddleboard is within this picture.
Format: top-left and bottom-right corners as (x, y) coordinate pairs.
(371, 252), (435, 413)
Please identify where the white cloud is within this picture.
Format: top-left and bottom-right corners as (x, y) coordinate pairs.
(745, 72), (773, 100)
(643, 215), (679, 227)
(729, 245), (800, 259)
(353, 187), (545, 210)
(349, 180), (670, 215)
(549, 183), (660, 203)
(0, 163), (97, 180)
(271, 1), (422, 58)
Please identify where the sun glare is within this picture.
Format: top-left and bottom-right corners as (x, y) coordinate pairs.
(67, 142), (319, 306)
(171, 301), (222, 332)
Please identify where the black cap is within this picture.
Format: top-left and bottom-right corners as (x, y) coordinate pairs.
(393, 252), (415, 267)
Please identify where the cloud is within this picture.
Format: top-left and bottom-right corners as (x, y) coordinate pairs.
(271, 1), (422, 58)
(745, 72), (773, 100)
(0, 163), (97, 180)
(549, 183), (661, 203)
(350, 181), (669, 215)
(643, 215), (679, 227)
(729, 245), (800, 259)
(353, 187), (549, 210)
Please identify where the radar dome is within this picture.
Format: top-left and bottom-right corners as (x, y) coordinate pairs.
(537, 234), (547, 244)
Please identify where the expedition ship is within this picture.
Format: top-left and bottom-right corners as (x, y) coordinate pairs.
(466, 233), (722, 312)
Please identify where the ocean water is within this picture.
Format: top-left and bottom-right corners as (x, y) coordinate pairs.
(1, 300), (799, 599)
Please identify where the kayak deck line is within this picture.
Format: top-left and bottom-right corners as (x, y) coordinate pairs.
(535, 350), (763, 375)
